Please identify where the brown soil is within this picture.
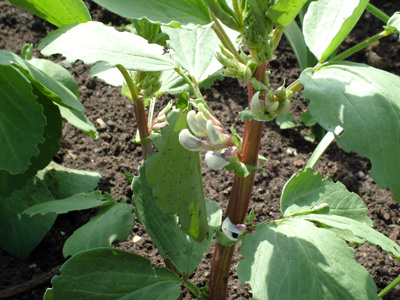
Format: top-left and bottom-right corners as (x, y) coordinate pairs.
(1, 1), (400, 299)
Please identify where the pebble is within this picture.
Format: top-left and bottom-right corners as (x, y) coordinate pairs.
(132, 235), (142, 243)
(286, 147), (297, 156)
(107, 120), (116, 127)
(94, 148), (103, 153)
(355, 171), (365, 181)
(96, 118), (107, 129)
(58, 60), (72, 69)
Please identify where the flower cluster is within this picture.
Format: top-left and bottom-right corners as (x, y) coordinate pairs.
(250, 84), (293, 118)
(179, 104), (238, 170)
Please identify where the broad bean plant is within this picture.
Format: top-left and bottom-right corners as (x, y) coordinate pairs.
(5, 0), (400, 299)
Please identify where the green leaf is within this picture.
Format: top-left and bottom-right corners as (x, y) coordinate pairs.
(63, 202), (134, 257)
(57, 105), (98, 139)
(0, 64), (45, 175)
(39, 21), (176, 72)
(301, 214), (400, 260)
(37, 162), (101, 199)
(300, 110), (317, 127)
(300, 62), (400, 201)
(133, 165), (221, 277)
(237, 219), (378, 300)
(266, 0), (309, 28)
(90, 62), (124, 87)
(203, 0), (241, 31)
(0, 85), (62, 198)
(0, 50), (84, 112)
(162, 26), (222, 83)
(44, 248), (181, 300)
(281, 169), (372, 225)
(387, 12), (400, 31)
(29, 58), (79, 96)
(238, 108), (275, 122)
(0, 177), (56, 260)
(158, 68), (190, 96)
(284, 21), (317, 70)
(303, 0), (369, 62)
(276, 113), (299, 129)
(146, 109), (208, 242)
(23, 191), (115, 216)
(224, 157), (263, 178)
(92, 0), (211, 28)
(7, 0), (91, 27)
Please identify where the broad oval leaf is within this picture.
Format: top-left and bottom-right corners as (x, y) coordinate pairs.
(0, 177), (56, 260)
(44, 248), (181, 300)
(133, 165), (222, 276)
(300, 62), (400, 201)
(63, 202), (134, 257)
(146, 109), (208, 242)
(281, 169), (372, 225)
(39, 21), (176, 72)
(8, 0), (91, 27)
(92, 0), (211, 28)
(162, 26), (222, 83)
(237, 219), (378, 300)
(0, 64), (45, 174)
(303, 0), (369, 62)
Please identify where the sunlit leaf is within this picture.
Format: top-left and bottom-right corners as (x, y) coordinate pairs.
(39, 21), (176, 72)
(300, 62), (400, 201)
(7, 0), (91, 27)
(237, 219), (378, 300)
(303, 0), (369, 62)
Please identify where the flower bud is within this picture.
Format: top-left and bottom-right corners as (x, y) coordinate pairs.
(205, 151), (230, 170)
(275, 99), (291, 116)
(187, 110), (207, 137)
(250, 91), (264, 114)
(266, 89), (275, 101)
(265, 100), (279, 112)
(195, 111), (208, 130)
(179, 129), (210, 151)
(220, 45), (236, 60)
(198, 103), (223, 127)
(215, 51), (229, 66)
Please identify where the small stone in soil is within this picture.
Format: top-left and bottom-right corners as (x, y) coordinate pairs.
(286, 147), (297, 156)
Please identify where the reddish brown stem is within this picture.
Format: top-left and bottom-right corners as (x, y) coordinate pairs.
(133, 98), (152, 159)
(209, 62), (268, 300)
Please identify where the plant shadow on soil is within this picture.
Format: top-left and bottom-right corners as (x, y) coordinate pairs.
(1, 0), (400, 299)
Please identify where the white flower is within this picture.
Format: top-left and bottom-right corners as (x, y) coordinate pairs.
(221, 217), (242, 241)
(205, 151), (230, 170)
(179, 129), (211, 151)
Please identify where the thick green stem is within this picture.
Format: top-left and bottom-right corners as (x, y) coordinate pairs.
(209, 62), (268, 300)
(116, 65), (152, 158)
(211, 13), (245, 64)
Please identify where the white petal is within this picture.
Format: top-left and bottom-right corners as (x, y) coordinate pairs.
(205, 151), (229, 170)
(206, 120), (224, 145)
(222, 217), (241, 241)
(179, 129), (207, 151)
(187, 110), (207, 137)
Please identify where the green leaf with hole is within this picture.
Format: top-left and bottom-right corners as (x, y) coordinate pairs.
(237, 219), (378, 300)
(39, 21), (175, 72)
(300, 214), (400, 260)
(162, 26), (222, 83)
(63, 202), (134, 257)
(92, 0), (211, 28)
(0, 177), (56, 260)
(281, 169), (372, 225)
(44, 248), (181, 300)
(37, 162), (101, 199)
(133, 165), (221, 277)
(303, 0), (369, 62)
(0, 65), (45, 175)
(23, 191), (115, 216)
(146, 109), (208, 242)
(7, 0), (90, 27)
(300, 62), (400, 201)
